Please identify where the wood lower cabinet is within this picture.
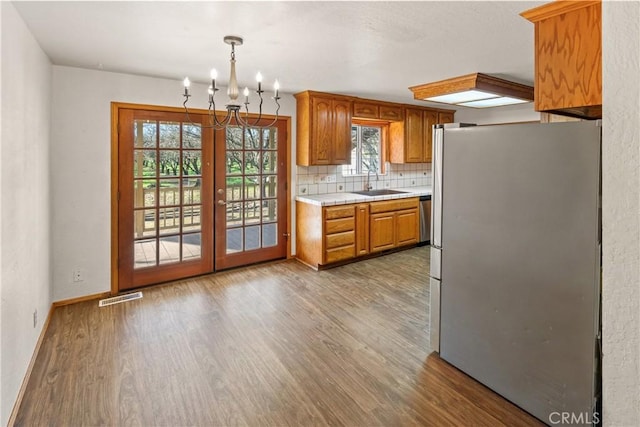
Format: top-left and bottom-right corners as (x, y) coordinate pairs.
(296, 91), (353, 166)
(369, 198), (419, 253)
(296, 197), (419, 269)
(370, 212), (397, 252)
(355, 203), (370, 256)
(296, 201), (355, 268)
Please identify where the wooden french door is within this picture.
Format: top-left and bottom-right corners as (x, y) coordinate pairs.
(214, 120), (288, 270)
(116, 106), (288, 291)
(118, 109), (214, 290)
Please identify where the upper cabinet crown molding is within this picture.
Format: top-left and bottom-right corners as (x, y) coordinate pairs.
(521, 0), (602, 119)
(295, 90), (455, 166)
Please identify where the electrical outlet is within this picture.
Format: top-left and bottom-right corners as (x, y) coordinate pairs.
(73, 269), (84, 282)
(326, 174), (336, 183)
(33, 309), (37, 328)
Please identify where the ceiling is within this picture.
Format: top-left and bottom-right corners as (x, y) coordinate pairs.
(13, 1), (545, 107)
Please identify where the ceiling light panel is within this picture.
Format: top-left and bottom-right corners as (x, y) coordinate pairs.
(410, 73), (534, 108)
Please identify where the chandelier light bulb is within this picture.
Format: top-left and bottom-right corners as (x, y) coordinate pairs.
(181, 35), (281, 129)
(274, 79), (280, 97)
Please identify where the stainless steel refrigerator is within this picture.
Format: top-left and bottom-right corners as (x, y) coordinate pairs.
(429, 121), (601, 425)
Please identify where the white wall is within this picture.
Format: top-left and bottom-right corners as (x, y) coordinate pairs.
(454, 102), (540, 125)
(51, 66), (296, 301)
(0, 2), (52, 425)
(602, 1), (640, 425)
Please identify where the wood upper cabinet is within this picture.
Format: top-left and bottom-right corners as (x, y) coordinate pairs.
(353, 101), (379, 119)
(521, 1), (602, 119)
(379, 104), (404, 121)
(353, 101), (404, 122)
(331, 99), (352, 164)
(390, 108), (455, 164)
(296, 91), (353, 166)
(425, 111), (454, 162)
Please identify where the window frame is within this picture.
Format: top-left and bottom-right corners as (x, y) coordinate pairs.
(342, 120), (387, 176)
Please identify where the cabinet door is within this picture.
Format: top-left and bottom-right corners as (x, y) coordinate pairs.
(396, 209), (419, 246)
(332, 99), (353, 164)
(423, 111), (439, 163)
(405, 108), (424, 163)
(438, 111), (454, 124)
(353, 101), (379, 119)
(370, 212), (396, 252)
(379, 104), (404, 121)
(311, 96), (333, 165)
(355, 204), (370, 256)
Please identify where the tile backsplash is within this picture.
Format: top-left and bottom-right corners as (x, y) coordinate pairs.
(296, 163), (432, 196)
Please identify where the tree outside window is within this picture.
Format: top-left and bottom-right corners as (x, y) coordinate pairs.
(342, 125), (383, 176)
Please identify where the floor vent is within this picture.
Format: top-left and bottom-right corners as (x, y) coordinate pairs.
(98, 291), (143, 307)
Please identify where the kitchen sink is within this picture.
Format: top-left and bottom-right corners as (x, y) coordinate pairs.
(350, 189), (408, 196)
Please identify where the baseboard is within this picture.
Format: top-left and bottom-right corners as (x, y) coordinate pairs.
(7, 303), (55, 427)
(8, 291), (113, 424)
(53, 291), (112, 307)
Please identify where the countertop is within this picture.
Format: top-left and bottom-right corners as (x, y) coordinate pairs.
(295, 186), (432, 206)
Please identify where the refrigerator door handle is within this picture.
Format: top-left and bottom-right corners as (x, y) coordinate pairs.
(432, 125), (444, 248)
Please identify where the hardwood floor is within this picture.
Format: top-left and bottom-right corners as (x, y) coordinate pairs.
(15, 247), (542, 426)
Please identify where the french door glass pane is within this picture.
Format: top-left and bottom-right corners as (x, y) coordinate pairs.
(158, 207), (180, 235)
(245, 225), (261, 250)
(263, 223), (277, 248)
(227, 228), (242, 253)
(134, 180), (155, 208)
(183, 179), (201, 204)
(183, 233), (202, 260)
(134, 239), (157, 268)
(158, 179), (180, 206)
(182, 124), (202, 149)
(133, 150), (155, 177)
(244, 179), (260, 200)
(134, 121), (156, 148)
(182, 207), (201, 233)
(182, 151), (201, 176)
(134, 209), (156, 238)
(159, 122), (180, 148)
(159, 235), (180, 264)
(159, 151), (180, 177)
(132, 119), (204, 268)
(262, 200), (277, 222)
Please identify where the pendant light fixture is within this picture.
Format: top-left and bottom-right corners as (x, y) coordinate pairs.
(182, 35), (281, 128)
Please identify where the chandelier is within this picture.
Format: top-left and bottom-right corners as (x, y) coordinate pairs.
(182, 35), (281, 128)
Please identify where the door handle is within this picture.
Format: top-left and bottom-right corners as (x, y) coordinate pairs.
(217, 189), (225, 195)
(217, 200), (227, 205)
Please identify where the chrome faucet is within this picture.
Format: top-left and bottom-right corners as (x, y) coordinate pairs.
(364, 168), (374, 191)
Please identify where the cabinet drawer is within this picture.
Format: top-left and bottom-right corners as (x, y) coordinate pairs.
(370, 198), (418, 214)
(326, 217), (355, 234)
(326, 230), (355, 249)
(379, 104), (404, 121)
(324, 205), (355, 220)
(325, 245), (355, 264)
(353, 101), (379, 119)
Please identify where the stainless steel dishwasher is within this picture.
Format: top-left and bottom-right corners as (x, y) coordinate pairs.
(418, 195), (431, 245)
